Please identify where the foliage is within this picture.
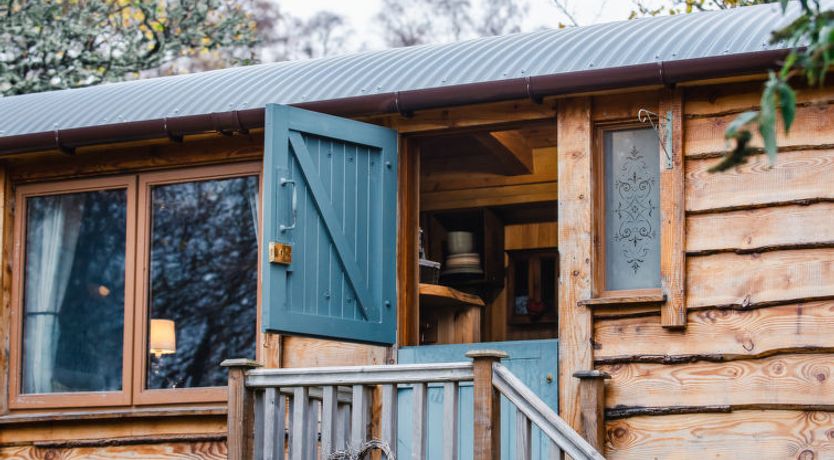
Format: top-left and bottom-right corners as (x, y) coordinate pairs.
(0, 0), (259, 96)
(711, 0), (831, 172)
(630, 0), (772, 18)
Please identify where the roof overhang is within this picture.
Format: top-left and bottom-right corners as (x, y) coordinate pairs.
(0, 49), (788, 156)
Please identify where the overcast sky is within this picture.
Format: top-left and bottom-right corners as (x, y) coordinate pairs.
(278, 0), (663, 50)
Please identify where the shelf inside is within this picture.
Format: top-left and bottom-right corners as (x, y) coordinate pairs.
(419, 283), (485, 309)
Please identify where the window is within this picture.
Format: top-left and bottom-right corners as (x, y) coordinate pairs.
(10, 163), (261, 409)
(595, 126), (661, 296)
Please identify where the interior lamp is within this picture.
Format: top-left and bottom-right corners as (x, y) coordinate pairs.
(149, 319), (176, 358)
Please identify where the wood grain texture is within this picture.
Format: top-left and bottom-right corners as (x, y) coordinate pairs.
(0, 416), (226, 446)
(687, 248), (834, 309)
(477, 130), (534, 175)
(686, 149), (834, 213)
(421, 146), (555, 194)
(685, 103), (834, 157)
(659, 89), (687, 328)
(7, 133), (264, 183)
(594, 301), (834, 362)
(398, 138), (421, 346)
(591, 91), (659, 122)
(556, 97), (594, 434)
(0, 166), (9, 416)
(606, 410), (834, 460)
(0, 441), (227, 460)
(368, 99), (556, 134)
(684, 80), (834, 117)
(281, 336), (388, 368)
(687, 202), (834, 254)
(421, 182), (557, 211)
(601, 353), (834, 409)
(504, 222), (557, 250)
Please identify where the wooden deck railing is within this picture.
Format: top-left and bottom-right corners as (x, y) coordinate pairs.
(222, 351), (605, 460)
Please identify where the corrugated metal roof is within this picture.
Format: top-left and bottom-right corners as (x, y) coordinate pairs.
(0, 2), (816, 138)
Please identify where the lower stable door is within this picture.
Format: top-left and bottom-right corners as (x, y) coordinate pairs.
(397, 339), (558, 459)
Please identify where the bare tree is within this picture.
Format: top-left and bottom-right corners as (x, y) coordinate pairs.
(376, 0), (530, 48)
(476, 0), (530, 37)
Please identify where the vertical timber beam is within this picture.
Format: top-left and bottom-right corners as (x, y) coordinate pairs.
(573, 370), (611, 453)
(222, 358), (262, 460)
(659, 88), (687, 328)
(466, 349), (508, 460)
(398, 137), (420, 346)
(0, 166), (9, 416)
(557, 98), (595, 444)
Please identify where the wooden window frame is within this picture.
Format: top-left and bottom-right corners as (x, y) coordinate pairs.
(133, 162), (262, 406)
(591, 121), (664, 303)
(588, 90), (686, 329)
(9, 176), (137, 409)
(8, 161), (263, 410)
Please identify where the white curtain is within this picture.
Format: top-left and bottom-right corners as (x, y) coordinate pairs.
(246, 178), (259, 240)
(22, 194), (84, 394)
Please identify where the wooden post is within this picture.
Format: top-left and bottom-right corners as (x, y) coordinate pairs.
(222, 358), (262, 460)
(466, 349), (508, 460)
(572, 370), (611, 453)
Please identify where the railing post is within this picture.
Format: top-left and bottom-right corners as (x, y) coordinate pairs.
(572, 370), (611, 454)
(466, 349), (508, 460)
(222, 358), (262, 460)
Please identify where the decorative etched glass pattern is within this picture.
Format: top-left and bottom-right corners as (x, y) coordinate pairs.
(603, 128), (661, 291)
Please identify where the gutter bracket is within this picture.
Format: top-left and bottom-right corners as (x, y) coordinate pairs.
(54, 130), (75, 156)
(637, 108), (673, 169)
(163, 117), (184, 143)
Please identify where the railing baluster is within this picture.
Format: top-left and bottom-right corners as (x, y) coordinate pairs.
(411, 382), (428, 460)
(516, 408), (532, 460)
(290, 387), (309, 460)
(276, 391), (287, 459)
(351, 384), (370, 450)
(337, 399), (351, 452)
(306, 397), (319, 459)
(321, 385), (338, 457)
(262, 387), (284, 460)
(442, 381), (459, 460)
(381, 384), (398, 459)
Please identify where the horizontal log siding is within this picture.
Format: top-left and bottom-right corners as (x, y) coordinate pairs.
(598, 82), (834, 458)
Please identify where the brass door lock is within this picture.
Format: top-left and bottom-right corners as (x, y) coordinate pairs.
(269, 242), (293, 265)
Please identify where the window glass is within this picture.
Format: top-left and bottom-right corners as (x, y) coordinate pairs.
(603, 128), (661, 291)
(146, 176), (258, 389)
(22, 189), (126, 394)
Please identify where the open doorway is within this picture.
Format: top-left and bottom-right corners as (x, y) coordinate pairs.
(413, 121), (558, 346)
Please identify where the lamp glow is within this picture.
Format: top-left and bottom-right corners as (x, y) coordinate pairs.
(149, 319), (176, 358)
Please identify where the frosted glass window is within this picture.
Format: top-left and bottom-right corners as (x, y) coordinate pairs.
(22, 189), (126, 394)
(603, 128), (661, 291)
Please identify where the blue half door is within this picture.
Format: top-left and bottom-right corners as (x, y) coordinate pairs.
(397, 339), (559, 459)
(262, 104), (398, 345)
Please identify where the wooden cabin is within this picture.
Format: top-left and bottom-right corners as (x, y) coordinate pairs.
(1, 3), (832, 459)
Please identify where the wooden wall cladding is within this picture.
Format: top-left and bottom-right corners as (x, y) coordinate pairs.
(607, 410), (834, 459)
(0, 440), (226, 460)
(596, 81), (834, 459)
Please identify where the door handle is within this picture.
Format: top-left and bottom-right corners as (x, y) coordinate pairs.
(279, 177), (297, 232)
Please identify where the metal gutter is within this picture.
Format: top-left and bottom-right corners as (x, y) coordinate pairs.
(0, 49), (788, 155)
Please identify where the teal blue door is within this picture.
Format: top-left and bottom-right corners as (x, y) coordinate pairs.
(397, 339), (558, 459)
(261, 104), (398, 345)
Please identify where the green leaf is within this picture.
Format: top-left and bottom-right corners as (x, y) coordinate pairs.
(777, 81), (797, 133)
(724, 110), (759, 140)
(759, 76), (779, 163)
